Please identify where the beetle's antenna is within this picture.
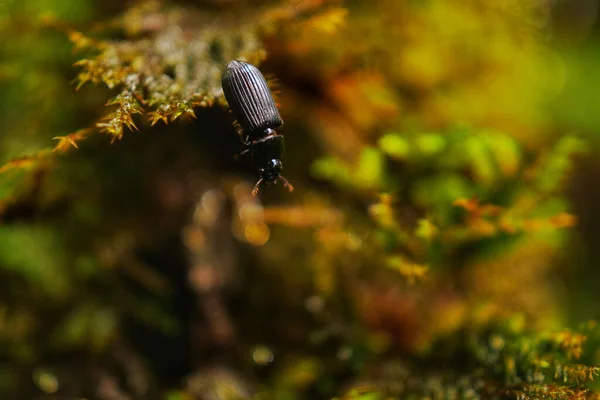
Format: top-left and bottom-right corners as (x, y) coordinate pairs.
(278, 176), (294, 193)
(251, 178), (264, 197)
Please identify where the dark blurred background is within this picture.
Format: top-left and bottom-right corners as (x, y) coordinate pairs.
(2, 0), (600, 399)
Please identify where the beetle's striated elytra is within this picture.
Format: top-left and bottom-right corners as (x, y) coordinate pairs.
(222, 60), (293, 196)
(222, 60), (283, 140)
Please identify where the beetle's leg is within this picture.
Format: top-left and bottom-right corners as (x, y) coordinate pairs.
(251, 178), (264, 197)
(278, 176), (294, 193)
(240, 131), (252, 146)
(235, 135), (252, 160)
(253, 135), (275, 145)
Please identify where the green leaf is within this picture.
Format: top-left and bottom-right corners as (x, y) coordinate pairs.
(379, 133), (410, 160)
(355, 147), (384, 189)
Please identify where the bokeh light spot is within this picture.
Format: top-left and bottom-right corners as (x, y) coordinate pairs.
(244, 222), (270, 246)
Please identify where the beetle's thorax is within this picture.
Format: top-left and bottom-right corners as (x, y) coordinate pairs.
(250, 134), (284, 164)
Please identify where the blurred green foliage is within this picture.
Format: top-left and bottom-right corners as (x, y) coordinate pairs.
(1, 0), (600, 399)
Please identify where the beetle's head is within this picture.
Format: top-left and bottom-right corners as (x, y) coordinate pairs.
(252, 159), (293, 196)
(261, 159), (282, 184)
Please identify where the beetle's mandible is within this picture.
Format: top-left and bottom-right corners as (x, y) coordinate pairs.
(221, 60), (293, 197)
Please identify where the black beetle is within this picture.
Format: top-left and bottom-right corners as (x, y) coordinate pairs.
(221, 60), (294, 196)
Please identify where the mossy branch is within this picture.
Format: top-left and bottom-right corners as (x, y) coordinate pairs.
(61, 0), (340, 147)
